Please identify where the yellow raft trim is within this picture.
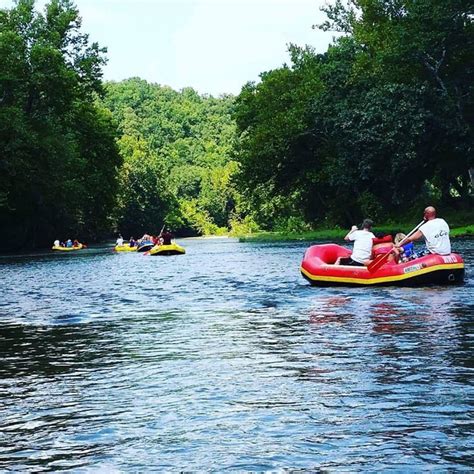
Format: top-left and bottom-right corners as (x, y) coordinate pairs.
(114, 245), (138, 252)
(52, 244), (83, 251)
(149, 243), (185, 255)
(301, 263), (464, 285)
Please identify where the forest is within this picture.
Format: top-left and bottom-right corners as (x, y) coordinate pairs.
(0, 0), (472, 250)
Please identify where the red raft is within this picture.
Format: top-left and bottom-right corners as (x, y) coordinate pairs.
(301, 244), (465, 287)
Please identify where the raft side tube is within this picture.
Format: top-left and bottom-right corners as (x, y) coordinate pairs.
(301, 244), (465, 287)
(149, 243), (185, 256)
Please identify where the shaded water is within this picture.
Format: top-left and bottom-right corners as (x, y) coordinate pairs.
(1, 238), (473, 471)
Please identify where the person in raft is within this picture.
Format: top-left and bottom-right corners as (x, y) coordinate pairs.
(139, 233), (152, 243)
(395, 206), (451, 256)
(116, 234), (124, 247)
(335, 219), (375, 266)
(393, 233), (415, 262)
(159, 228), (174, 245)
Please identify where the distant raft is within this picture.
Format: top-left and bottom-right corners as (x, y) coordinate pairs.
(137, 241), (154, 252)
(114, 244), (138, 252)
(52, 244), (83, 251)
(149, 243), (186, 256)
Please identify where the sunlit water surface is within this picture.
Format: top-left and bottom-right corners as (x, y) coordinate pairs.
(1, 238), (473, 471)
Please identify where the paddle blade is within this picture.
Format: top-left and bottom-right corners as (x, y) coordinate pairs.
(368, 252), (391, 273)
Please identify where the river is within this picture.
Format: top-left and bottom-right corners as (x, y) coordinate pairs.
(1, 238), (473, 471)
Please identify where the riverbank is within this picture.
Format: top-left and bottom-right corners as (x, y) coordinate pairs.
(236, 224), (474, 242)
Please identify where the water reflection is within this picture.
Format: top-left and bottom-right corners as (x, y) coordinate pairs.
(308, 296), (354, 325)
(0, 238), (473, 470)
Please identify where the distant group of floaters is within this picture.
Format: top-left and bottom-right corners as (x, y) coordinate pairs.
(51, 227), (175, 252)
(114, 228), (185, 255)
(116, 228), (174, 248)
(52, 239), (84, 250)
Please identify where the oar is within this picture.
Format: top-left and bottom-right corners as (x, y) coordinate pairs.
(367, 220), (425, 273)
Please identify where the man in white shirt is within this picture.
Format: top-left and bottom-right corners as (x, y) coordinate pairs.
(335, 219), (375, 266)
(116, 235), (124, 246)
(396, 206), (451, 255)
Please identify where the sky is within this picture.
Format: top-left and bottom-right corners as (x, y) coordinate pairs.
(0, 0), (337, 96)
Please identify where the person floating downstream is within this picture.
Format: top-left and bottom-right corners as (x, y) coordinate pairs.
(335, 218), (375, 266)
(395, 206), (451, 256)
(159, 227), (174, 245)
(393, 233), (415, 262)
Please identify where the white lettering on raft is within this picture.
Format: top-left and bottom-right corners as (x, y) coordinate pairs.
(403, 264), (423, 274)
(442, 256), (457, 264)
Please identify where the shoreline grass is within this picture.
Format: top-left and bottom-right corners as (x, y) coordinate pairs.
(236, 224), (474, 242)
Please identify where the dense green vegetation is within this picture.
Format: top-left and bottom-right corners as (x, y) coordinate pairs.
(233, 0), (473, 231)
(238, 224), (474, 243)
(0, 0), (472, 250)
(101, 79), (239, 237)
(0, 0), (120, 250)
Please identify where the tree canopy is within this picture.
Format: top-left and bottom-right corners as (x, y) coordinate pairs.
(233, 0), (473, 229)
(1, 0), (472, 250)
(101, 78), (239, 237)
(0, 0), (121, 249)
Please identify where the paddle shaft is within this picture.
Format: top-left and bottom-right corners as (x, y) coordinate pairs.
(394, 220), (426, 248)
(368, 220), (425, 272)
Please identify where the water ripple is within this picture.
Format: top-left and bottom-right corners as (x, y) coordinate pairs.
(0, 238), (473, 470)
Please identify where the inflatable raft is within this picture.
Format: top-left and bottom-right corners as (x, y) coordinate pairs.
(149, 243), (185, 256)
(52, 244), (83, 251)
(114, 244), (138, 252)
(137, 241), (154, 252)
(301, 244), (464, 287)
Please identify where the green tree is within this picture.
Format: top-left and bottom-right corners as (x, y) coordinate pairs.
(102, 79), (239, 235)
(320, 0), (473, 203)
(0, 0), (120, 249)
(233, 0), (473, 229)
(115, 132), (175, 237)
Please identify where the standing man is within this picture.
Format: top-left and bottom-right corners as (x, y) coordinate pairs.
(396, 206), (451, 255)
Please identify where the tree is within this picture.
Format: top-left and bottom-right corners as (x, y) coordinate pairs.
(320, 0), (473, 203)
(102, 79), (240, 235)
(0, 0), (120, 249)
(233, 0), (473, 229)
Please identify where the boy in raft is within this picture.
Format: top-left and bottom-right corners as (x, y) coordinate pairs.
(392, 233), (415, 262)
(335, 219), (375, 266)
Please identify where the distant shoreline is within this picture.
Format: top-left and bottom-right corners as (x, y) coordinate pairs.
(182, 235), (232, 240)
(234, 225), (474, 242)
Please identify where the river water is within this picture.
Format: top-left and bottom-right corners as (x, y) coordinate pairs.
(1, 238), (473, 471)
